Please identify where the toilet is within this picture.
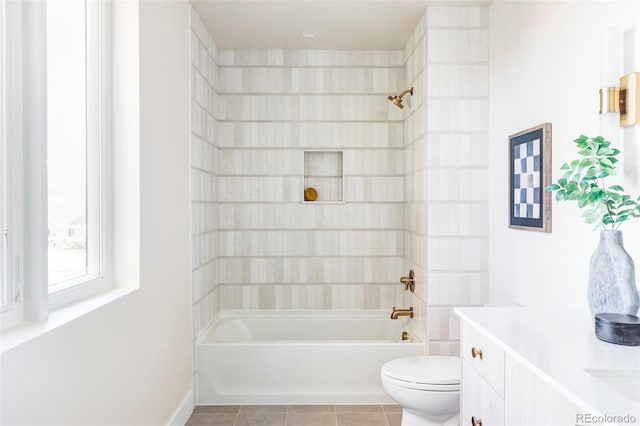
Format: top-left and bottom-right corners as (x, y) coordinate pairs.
(381, 356), (460, 426)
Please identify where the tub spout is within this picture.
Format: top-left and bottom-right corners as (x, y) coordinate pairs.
(390, 307), (414, 320)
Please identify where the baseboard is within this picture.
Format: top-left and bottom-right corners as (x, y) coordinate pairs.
(168, 387), (194, 426)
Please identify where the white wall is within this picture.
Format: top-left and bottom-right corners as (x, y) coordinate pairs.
(0, 1), (192, 424)
(489, 1), (640, 308)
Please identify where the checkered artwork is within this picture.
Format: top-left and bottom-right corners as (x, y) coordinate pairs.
(508, 123), (551, 233)
(512, 138), (541, 219)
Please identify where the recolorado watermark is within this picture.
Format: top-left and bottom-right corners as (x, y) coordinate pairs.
(576, 413), (637, 425)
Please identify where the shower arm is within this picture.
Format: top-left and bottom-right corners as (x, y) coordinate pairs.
(397, 87), (413, 99)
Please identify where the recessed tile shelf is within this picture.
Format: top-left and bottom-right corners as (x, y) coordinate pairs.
(303, 151), (344, 203)
(301, 200), (347, 205)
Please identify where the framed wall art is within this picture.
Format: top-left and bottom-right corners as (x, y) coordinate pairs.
(509, 123), (552, 232)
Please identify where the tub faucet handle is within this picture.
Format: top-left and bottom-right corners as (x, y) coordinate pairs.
(400, 269), (415, 292)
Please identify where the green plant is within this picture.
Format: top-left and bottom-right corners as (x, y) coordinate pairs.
(545, 135), (640, 230)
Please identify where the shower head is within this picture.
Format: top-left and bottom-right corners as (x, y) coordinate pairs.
(388, 95), (404, 109)
(387, 87), (413, 109)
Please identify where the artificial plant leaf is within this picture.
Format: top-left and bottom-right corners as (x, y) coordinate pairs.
(578, 193), (590, 208)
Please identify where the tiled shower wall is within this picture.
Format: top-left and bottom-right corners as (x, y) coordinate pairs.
(215, 49), (407, 312)
(190, 7), (220, 365)
(189, 5), (491, 356)
(402, 13), (429, 348)
(425, 6), (490, 355)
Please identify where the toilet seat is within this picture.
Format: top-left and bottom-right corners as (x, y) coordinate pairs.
(381, 356), (460, 391)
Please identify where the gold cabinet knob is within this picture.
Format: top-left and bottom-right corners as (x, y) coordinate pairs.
(471, 347), (483, 360)
(471, 416), (483, 426)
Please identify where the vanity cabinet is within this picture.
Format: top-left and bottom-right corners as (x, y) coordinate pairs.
(460, 317), (585, 426)
(457, 307), (640, 426)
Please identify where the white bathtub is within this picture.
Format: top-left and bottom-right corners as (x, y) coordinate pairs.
(196, 310), (424, 405)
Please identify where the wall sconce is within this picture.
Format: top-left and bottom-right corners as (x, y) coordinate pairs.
(599, 71), (640, 127)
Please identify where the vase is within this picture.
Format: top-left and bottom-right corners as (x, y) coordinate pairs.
(587, 230), (639, 318)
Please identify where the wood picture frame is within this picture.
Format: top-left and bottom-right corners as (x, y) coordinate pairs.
(508, 123), (552, 232)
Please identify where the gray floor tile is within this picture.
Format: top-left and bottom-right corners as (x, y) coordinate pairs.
(186, 404), (403, 426)
(239, 405), (288, 413)
(381, 404), (402, 413)
(288, 405), (336, 414)
(194, 405), (240, 414)
(383, 404), (403, 426)
(385, 411), (402, 426)
(335, 405), (383, 414)
(336, 412), (389, 426)
(185, 412), (237, 426)
(286, 412), (338, 426)
(234, 412), (287, 426)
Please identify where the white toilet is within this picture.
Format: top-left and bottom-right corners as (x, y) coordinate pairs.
(381, 356), (460, 426)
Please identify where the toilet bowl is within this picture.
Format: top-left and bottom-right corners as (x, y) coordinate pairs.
(381, 356), (460, 426)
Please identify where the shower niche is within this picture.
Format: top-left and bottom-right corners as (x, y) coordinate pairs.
(303, 151), (344, 203)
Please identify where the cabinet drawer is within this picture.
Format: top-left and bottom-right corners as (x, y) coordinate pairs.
(462, 321), (505, 396)
(462, 359), (504, 426)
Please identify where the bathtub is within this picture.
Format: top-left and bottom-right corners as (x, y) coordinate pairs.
(196, 310), (424, 405)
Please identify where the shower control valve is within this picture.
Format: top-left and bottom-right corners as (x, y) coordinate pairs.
(400, 270), (415, 292)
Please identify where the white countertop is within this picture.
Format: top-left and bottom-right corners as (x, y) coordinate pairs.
(454, 306), (640, 422)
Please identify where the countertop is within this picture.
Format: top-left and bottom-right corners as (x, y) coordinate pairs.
(454, 306), (640, 423)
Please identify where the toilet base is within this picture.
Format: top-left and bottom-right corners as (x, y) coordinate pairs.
(401, 409), (459, 426)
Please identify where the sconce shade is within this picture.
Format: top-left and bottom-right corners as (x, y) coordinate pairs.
(599, 87), (620, 114)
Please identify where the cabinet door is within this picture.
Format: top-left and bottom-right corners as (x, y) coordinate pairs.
(505, 354), (581, 425)
(462, 359), (505, 426)
(462, 321), (505, 396)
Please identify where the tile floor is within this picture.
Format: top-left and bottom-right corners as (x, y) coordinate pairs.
(185, 404), (402, 426)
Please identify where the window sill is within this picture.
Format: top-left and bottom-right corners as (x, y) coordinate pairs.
(0, 285), (138, 354)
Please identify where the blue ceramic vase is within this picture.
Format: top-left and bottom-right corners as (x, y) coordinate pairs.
(587, 230), (639, 317)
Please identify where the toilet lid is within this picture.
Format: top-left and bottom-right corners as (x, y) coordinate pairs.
(381, 356), (460, 385)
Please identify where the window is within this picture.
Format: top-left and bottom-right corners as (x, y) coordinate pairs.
(46, 0), (105, 295)
(1, 0), (24, 327)
(1, 0), (110, 327)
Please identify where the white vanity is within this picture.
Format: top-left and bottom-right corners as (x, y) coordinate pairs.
(455, 307), (640, 426)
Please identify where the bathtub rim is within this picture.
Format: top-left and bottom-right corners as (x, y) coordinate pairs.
(196, 309), (423, 345)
